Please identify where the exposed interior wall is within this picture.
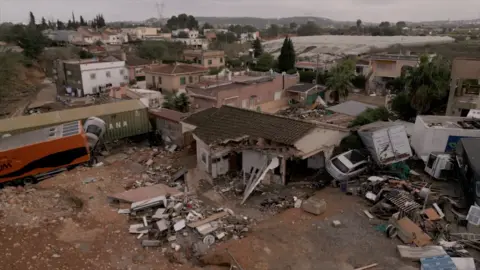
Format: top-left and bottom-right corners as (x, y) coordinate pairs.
(194, 135), (211, 173)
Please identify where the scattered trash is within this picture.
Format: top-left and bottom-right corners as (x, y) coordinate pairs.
(83, 177), (96, 184)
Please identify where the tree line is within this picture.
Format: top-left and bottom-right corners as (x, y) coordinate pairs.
(27, 11), (107, 31)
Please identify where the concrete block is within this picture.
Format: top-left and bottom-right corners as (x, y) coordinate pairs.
(332, 220), (341, 227)
(174, 219), (186, 231)
(156, 219), (168, 232)
(301, 197), (327, 215)
(142, 240), (161, 247)
(294, 199), (303, 208)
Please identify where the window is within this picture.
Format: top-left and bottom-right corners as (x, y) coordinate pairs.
(90, 73), (96, 79)
(220, 57), (223, 63)
(120, 69), (125, 75)
(274, 91), (282, 101)
(208, 59), (212, 65)
(124, 75), (129, 80)
(180, 77), (186, 85)
(189, 76), (193, 83)
(106, 71), (111, 77)
(158, 76), (162, 84)
(242, 99), (248, 108)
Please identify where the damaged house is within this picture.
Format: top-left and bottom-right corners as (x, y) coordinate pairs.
(181, 106), (350, 191)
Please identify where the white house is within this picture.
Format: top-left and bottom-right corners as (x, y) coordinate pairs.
(80, 61), (129, 95)
(172, 38), (208, 49)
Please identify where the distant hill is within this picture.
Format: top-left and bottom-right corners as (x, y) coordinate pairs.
(195, 16), (354, 28)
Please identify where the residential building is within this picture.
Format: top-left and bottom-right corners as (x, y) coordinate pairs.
(295, 61), (323, 72)
(121, 27), (161, 40)
(183, 50), (225, 69)
(149, 108), (187, 147)
(172, 38), (208, 49)
(143, 33), (172, 40)
(109, 86), (163, 109)
(369, 54), (419, 79)
(240, 32), (260, 43)
(180, 105), (349, 182)
(77, 27), (103, 44)
(53, 59), (129, 96)
(446, 57), (480, 116)
(203, 29), (229, 35)
(144, 63), (208, 93)
(102, 30), (127, 45)
(285, 83), (326, 105)
(205, 32), (217, 42)
(42, 30), (84, 44)
(186, 72), (299, 112)
(107, 52), (154, 82)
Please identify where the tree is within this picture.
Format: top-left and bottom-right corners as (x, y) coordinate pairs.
(396, 21), (407, 29)
(325, 60), (355, 101)
(253, 53), (274, 71)
(356, 19), (362, 29)
(167, 14), (198, 30)
(243, 25), (257, 33)
(79, 16), (86, 26)
(297, 21), (321, 36)
(267, 24), (280, 38)
(289, 22), (298, 30)
(391, 91), (417, 121)
(28, 12), (36, 28)
(91, 14), (106, 28)
(252, 38), (263, 58)
(202, 22), (214, 31)
(137, 41), (168, 60)
(216, 32), (238, 43)
(7, 24), (49, 59)
(379, 21), (390, 28)
(349, 107), (390, 127)
(277, 37), (296, 72)
(79, 50), (94, 59)
(40, 17), (48, 30)
(162, 92), (190, 112)
(57, 20), (65, 30)
(186, 15), (198, 30)
(67, 20), (74, 30)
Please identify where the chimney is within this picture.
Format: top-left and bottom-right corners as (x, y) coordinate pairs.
(121, 51), (127, 61)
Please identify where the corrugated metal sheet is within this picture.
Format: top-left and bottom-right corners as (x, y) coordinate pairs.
(0, 100), (151, 141)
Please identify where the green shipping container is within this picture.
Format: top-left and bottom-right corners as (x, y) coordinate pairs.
(0, 100), (151, 142)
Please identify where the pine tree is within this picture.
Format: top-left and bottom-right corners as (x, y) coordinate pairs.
(28, 11), (36, 28)
(80, 16), (86, 26)
(41, 17), (48, 30)
(278, 37), (296, 72)
(252, 38), (263, 58)
(57, 20), (65, 30)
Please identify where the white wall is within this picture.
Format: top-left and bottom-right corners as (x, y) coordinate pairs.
(242, 150), (267, 172)
(80, 61), (128, 95)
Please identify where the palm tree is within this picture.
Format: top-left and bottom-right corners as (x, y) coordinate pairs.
(403, 55), (450, 114)
(326, 60), (355, 102)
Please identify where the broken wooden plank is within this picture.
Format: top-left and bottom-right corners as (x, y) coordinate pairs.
(354, 263), (378, 270)
(363, 210), (374, 219)
(187, 211), (229, 228)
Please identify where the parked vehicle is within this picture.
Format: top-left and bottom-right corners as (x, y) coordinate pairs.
(424, 138), (480, 207)
(358, 121), (412, 166)
(0, 119), (105, 186)
(326, 150), (369, 181)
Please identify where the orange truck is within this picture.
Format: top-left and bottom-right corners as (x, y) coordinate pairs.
(0, 119), (104, 186)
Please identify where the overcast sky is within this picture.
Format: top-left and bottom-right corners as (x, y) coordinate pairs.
(1, 0), (480, 23)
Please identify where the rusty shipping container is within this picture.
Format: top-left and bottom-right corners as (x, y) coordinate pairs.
(0, 100), (151, 142)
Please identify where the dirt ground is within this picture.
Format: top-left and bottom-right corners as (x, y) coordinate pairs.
(0, 146), (415, 270)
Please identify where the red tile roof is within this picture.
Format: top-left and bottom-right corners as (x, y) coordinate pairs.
(145, 63), (208, 75)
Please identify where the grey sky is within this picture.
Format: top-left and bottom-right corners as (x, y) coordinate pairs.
(1, 0), (480, 23)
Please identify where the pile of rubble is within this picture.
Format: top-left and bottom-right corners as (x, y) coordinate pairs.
(276, 107), (326, 120)
(340, 174), (479, 269)
(115, 190), (252, 255)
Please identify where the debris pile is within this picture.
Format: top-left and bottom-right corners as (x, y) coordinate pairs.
(118, 192), (252, 255)
(335, 174), (479, 268)
(276, 107), (326, 120)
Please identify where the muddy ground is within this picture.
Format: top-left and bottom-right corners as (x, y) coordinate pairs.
(0, 146), (416, 270)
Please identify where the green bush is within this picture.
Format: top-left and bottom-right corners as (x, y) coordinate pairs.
(349, 107), (390, 127)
